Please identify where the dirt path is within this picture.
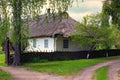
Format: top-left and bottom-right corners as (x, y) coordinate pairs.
(70, 59), (120, 80)
(108, 60), (120, 80)
(0, 66), (68, 80)
(0, 59), (120, 80)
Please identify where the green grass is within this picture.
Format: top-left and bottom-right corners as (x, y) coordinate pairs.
(0, 54), (6, 66)
(118, 70), (120, 74)
(95, 66), (108, 80)
(23, 56), (120, 75)
(118, 70), (120, 77)
(0, 54), (12, 80)
(23, 59), (104, 75)
(0, 69), (12, 80)
(0, 53), (120, 76)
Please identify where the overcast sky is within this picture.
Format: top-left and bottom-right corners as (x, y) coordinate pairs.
(67, 0), (103, 21)
(42, 0), (103, 21)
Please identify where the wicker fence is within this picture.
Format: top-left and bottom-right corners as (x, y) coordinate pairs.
(21, 49), (120, 62)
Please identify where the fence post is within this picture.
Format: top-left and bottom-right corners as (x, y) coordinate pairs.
(87, 53), (90, 59)
(106, 50), (109, 57)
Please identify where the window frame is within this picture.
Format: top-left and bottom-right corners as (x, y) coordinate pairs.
(63, 38), (69, 48)
(33, 39), (36, 48)
(44, 39), (48, 48)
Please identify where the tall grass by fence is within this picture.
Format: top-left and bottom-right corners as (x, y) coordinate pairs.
(21, 49), (120, 62)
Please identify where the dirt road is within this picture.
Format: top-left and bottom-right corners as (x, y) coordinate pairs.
(0, 59), (120, 80)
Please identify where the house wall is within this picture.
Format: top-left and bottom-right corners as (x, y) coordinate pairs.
(26, 36), (87, 52)
(26, 37), (55, 52)
(56, 35), (82, 51)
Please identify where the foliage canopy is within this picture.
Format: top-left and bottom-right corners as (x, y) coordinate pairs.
(72, 14), (120, 50)
(0, 0), (75, 66)
(102, 0), (120, 28)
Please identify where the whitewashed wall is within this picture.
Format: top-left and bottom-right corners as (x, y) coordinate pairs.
(26, 37), (55, 52)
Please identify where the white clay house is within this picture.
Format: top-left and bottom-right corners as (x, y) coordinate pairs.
(26, 13), (81, 52)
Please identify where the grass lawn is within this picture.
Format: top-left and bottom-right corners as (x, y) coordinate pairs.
(118, 70), (120, 74)
(0, 53), (120, 76)
(0, 69), (12, 80)
(95, 66), (108, 80)
(0, 53), (6, 66)
(23, 56), (120, 75)
(0, 54), (12, 80)
(118, 70), (120, 77)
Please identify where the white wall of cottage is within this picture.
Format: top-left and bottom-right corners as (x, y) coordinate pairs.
(26, 37), (55, 52)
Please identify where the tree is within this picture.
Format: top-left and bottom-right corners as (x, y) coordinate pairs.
(0, 0), (74, 66)
(0, 1), (10, 46)
(102, 0), (120, 28)
(72, 14), (120, 58)
(101, 0), (110, 27)
(102, 0), (120, 48)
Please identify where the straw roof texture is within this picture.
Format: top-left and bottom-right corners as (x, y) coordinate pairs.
(28, 13), (77, 38)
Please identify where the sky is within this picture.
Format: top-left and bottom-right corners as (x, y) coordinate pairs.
(67, 0), (103, 21)
(0, 0), (103, 22)
(41, 0), (104, 22)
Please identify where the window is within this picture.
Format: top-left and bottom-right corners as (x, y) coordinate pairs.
(33, 39), (36, 48)
(63, 39), (69, 48)
(44, 39), (48, 48)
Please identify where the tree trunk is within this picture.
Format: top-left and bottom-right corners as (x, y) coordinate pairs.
(12, 42), (21, 66)
(87, 43), (96, 59)
(5, 37), (10, 65)
(12, 0), (22, 66)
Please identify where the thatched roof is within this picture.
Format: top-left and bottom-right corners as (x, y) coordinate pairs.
(28, 13), (77, 38)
